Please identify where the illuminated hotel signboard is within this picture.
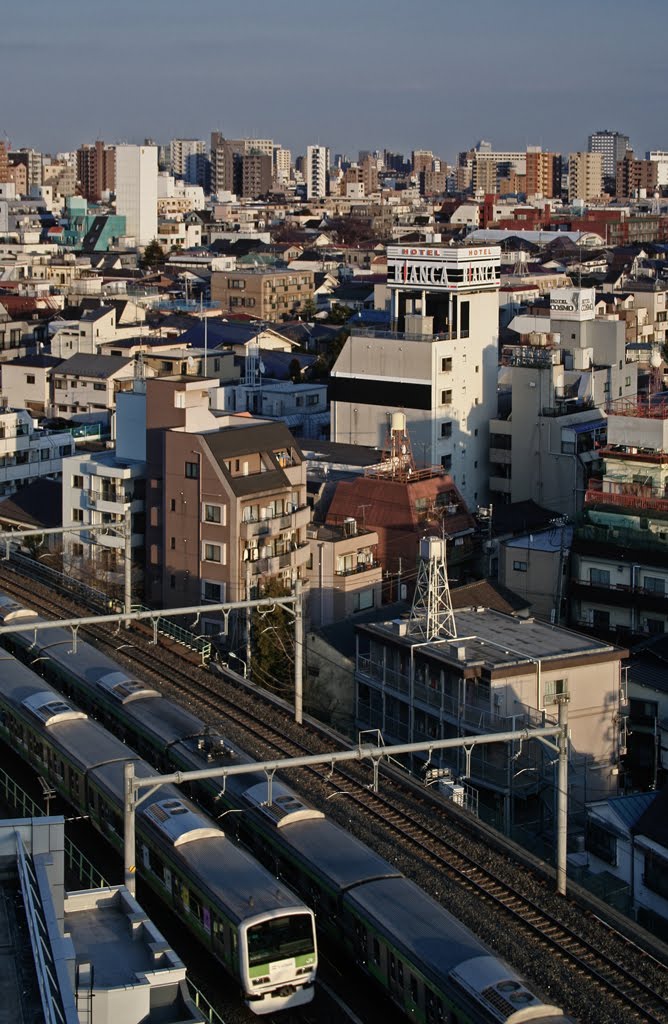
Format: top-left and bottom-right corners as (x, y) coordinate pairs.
(387, 245), (501, 293)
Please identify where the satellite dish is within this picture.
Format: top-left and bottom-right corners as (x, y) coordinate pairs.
(650, 352), (662, 369)
(259, 360), (266, 374)
(187, 355), (195, 370)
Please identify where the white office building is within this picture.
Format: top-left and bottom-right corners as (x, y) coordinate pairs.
(170, 138), (206, 179)
(330, 245), (501, 509)
(306, 145), (328, 200)
(115, 144), (158, 247)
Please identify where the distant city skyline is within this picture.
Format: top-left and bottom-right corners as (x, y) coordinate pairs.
(1, 0), (666, 162)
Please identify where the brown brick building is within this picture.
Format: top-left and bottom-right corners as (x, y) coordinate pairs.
(616, 151), (659, 198)
(211, 266), (315, 318)
(77, 141), (116, 201)
(145, 377), (311, 626)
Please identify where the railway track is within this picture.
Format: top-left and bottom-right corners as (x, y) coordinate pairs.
(3, 565), (668, 1023)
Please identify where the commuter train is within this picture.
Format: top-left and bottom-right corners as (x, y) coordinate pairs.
(0, 648), (317, 1015)
(0, 593), (573, 1024)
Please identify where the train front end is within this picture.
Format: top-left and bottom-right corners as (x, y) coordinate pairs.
(240, 907), (317, 1014)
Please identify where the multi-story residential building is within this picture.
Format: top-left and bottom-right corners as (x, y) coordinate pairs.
(241, 152), (272, 199)
(0, 409), (74, 498)
(490, 288), (636, 515)
(305, 519), (382, 628)
(114, 144), (158, 247)
(615, 150), (659, 198)
(144, 376), (311, 636)
(647, 151), (668, 187)
(170, 139), (206, 179)
(354, 585), (627, 826)
(588, 129), (630, 180)
(330, 244), (502, 509)
(273, 147), (292, 185)
(8, 149), (43, 188)
(306, 145), (328, 200)
(411, 150), (434, 176)
(210, 266), (314, 319)
(0, 354), (62, 417)
(50, 353), (135, 422)
(571, 399), (668, 640)
(525, 149), (561, 198)
(568, 152), (604, 202)
(76, 142), (116, 201)
(61, 447), (146, 599)
(0, 142), (8, 184)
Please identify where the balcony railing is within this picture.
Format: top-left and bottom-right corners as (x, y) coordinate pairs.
(585, 480), (668, 514)
(239, 504), (310, 540)
(335, 560), (380, 577)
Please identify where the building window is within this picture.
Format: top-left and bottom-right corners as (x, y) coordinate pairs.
(354, 589), (375, 612)
(625, 376), (631, 387)
(202, 581), (224, 602)
(185, 461), (199, 479)
(72, 475), (84, 489)
(204, 542), (224, 563)
(644, 851), (668, 899)
(512, 560), (527, 572)
(170, 498), (176, 511)
(644, 576), (665, 594)
(26, 374), (35, 385)
(72, 508), (83, 522)
(590, 568), (610, 586)
(204, 503), (223, 524)
(646, 618), (665, 635)
(440, 421), (452, 438)
(441, 454), (452, 470)
(441, 357), (452, 372)
(544, 678), (566, 704)
(441, 389), (452, 405)
(170, 574), (176, 589)
(170, 537), (176, 550)
(585, 821), (617, 865)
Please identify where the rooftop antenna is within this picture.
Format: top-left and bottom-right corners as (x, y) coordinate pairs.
(409, 536), (457, 640)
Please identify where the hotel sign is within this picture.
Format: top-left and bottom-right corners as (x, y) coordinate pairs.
(549, 287), (596, 322)
(387, 245), (501, 293)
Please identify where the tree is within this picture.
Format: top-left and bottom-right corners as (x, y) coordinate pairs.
(327, 304), (353, 325)
(250, 578), (293, 695)
(288, 358), (302, 383)
(299, 297), (318, 320)
(141, 239), (166, 270)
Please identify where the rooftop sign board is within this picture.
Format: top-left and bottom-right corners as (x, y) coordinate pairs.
(549, 287), (596, 322)
(387, 245), (501, 293)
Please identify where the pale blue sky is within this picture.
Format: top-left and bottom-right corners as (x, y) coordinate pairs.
(2, 0), (665, 161)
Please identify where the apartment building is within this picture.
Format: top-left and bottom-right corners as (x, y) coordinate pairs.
(571, 399), (668, 639)
(525, 150), (561, 198)
(144, 377), (311, 634)
(306, 145), (328, 200)
(305, 518), (382, 628)
(210, 266), (314, 319)
(241, 152), (272, 199)
(76, 141), (116, 201)
(115, 144), (158, 247)
(51, 353), (135, 421)
(330, 245), (502, 509)
(568, 152), (604, 202)
(355, 601), (626, 824)
(170, 138), (206, 179)
(0, 354), (62, 417)
(615, 151), (659, 198)
(490, 288), (636, 516)
(588, 130), (630, 180)
(0, 409), (74, 498)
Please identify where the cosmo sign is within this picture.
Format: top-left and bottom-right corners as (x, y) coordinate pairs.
(387, 245), (501, 293)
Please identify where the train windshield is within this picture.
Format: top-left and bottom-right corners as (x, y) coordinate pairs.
(247, 914), (314, 967)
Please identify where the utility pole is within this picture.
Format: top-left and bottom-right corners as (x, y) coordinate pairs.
(556, 693), (570, 897)
(124, 761), (137, 897)
(294, 578), (303, 725)
(124, 504), (132, 628)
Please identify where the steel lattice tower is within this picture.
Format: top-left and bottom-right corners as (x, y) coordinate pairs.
(409, 537), (457, 640)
